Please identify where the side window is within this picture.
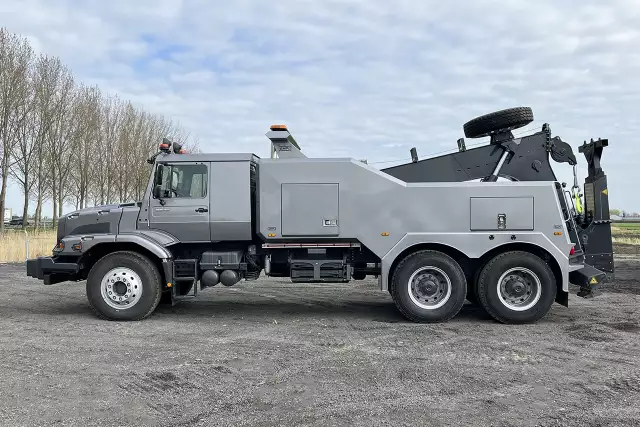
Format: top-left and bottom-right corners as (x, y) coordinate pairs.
(154, 163), (207, 199)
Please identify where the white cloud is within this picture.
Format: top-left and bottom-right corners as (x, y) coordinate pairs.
(1, 0), (639, 214)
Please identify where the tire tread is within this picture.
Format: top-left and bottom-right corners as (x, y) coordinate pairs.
(463, 107), (533, 138)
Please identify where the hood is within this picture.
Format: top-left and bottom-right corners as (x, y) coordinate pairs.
(59, 202), (141, 239)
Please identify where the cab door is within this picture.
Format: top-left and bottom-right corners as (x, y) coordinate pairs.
(148, 161), (210, 242)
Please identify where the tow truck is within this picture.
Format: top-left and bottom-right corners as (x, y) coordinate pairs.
(26, 107), (614, 323)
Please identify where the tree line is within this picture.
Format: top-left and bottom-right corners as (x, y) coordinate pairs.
(0, 27), (196, 231)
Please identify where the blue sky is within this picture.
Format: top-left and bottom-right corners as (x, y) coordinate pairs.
(2, 0), (639, 215)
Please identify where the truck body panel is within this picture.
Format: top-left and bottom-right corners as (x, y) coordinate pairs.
(257, 158), (572, 267)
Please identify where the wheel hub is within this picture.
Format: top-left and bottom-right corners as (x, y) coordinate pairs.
(113, 281), (127, 296)
(100, 267), (143, 310)
(416, 276), (439, 298)
(408, 267), (452, 310)
(505, 277), (527, 297)
(497, 268), (541, 312)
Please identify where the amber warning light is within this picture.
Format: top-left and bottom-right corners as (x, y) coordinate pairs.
(270, 124), (288, 131)
(158, 138), (186, 154)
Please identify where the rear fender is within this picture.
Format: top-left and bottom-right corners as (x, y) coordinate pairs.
(380, 233), (570, 294)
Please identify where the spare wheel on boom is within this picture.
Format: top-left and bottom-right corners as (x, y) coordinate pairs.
(463, 107), (534, 139)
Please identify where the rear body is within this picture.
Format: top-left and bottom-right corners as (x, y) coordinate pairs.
(257, 158), (576, 294)
(26, 107), (614, 323)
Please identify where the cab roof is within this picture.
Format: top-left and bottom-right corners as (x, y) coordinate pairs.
(158, 152), (259, 163)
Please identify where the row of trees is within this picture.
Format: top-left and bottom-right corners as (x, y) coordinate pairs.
(610, 209), (640, 218)
(0, 28), (196, 231)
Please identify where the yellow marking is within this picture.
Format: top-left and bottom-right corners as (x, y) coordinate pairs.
(589, 277), (598, 285)
(574, 192), (583, 214)
(602, 188), (608, 195)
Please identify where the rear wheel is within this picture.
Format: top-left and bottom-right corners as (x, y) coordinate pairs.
(391, 250), (466, 323)
(476, 251), (556, 324)
(86, 251), (163, 321)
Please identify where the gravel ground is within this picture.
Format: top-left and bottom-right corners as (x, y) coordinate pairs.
(0, 256), (639, 427)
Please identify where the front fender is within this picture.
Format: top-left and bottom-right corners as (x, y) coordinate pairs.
(115, 233), (173, 259)
(57, 233), (173, 261)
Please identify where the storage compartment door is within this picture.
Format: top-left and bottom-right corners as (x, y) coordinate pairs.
(281, 183), (339, 236)
(470, 197), (534, 231)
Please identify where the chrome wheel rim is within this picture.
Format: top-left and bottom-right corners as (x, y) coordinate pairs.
(408, 266), (452, 310)
(100, 267), (143, 310)
(497, 267), (541, 311)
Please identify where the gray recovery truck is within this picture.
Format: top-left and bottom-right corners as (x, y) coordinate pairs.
(26, 107), (615, 324)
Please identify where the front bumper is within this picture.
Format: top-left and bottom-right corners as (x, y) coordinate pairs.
(26, 256), (81, 285)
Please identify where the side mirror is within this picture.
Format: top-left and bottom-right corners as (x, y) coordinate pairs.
(153, 185), (163, 199)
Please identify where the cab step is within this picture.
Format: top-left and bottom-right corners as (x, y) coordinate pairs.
(570, 264), (607, 298)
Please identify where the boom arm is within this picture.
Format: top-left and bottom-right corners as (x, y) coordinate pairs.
(382, 125), (577, 183)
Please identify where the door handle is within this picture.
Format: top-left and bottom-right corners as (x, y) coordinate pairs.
(195, 208), (208, 213)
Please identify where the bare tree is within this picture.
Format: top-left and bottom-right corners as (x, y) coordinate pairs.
(0, 26), (198, 224)
(9, 58), (36, 229)
(0, 28), (33, 231)
(69, 84), (101, 209)
(45, 69), (75, 226)
(29, 55), (67, 228)
(92, 94), (123, 205)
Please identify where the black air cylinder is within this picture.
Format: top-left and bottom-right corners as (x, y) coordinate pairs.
(201, 270), (220, 288)
(220, 270), (239, 286)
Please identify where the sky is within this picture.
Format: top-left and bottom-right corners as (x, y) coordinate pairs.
(2, 0), (639, 216)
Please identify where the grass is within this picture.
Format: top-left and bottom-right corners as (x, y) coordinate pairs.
(0, 229), (57, 263)
(611, 224), (640, 246)
(612, 222), (640, 232)
(612, 236), (640, 245)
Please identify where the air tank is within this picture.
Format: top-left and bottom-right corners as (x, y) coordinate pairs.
(200, 270), (220, 288)
(220, 270), (240, 286)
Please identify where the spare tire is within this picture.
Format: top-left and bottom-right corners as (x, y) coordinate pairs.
(463, 107), (534, 139)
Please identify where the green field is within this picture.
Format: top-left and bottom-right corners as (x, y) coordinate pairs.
(611, 222), (640, 246)
(612, 222), (640, 230)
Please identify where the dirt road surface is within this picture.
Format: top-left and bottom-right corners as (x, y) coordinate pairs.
(1, 256), (639, 427)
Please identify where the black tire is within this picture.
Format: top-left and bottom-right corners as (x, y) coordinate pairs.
(463, 107), (533, 139)
(390, 250), (467, 323)
(86, 251), (163, 321)
(476, 251), (556, 324)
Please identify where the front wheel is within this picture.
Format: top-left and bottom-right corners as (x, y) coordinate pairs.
(391, 250), (467, 323)
(476, 251), (556, 324)
(86, 251), (163, 321)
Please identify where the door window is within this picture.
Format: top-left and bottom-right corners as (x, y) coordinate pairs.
(154, 163), (208, 199)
